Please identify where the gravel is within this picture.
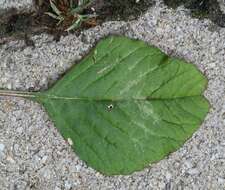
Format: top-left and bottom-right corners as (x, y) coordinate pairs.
(219, 0), (225, 13)
(0, 0), (225, 189)
(0, 0), (33, 10)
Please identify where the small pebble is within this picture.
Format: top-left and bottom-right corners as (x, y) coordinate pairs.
(188, 168), (199, 175)
(0, 143), (5, 152)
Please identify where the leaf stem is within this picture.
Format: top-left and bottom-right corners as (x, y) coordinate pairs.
(0, 89), (37, 99)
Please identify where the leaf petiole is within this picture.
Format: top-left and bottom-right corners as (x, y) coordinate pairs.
(0, 89), (37, 99)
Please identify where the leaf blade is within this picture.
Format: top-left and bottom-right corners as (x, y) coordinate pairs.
(37, 36), (209, 175)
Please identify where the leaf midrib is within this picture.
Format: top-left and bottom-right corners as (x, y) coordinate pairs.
(37, 93), (203, 101)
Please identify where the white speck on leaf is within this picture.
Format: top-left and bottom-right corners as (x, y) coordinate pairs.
(68, 138), (73, 146)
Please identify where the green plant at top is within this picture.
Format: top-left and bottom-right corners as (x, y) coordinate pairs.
(46, 0), (97, 31)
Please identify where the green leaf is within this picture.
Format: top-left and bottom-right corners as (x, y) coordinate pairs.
(1, 36), (209, 175)
(66, 18), (82, 32)
(49, 0), (62, 16)
(45, 12), (63, 21)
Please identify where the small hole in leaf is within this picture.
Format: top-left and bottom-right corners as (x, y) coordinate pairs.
(107, 104), (114, 111)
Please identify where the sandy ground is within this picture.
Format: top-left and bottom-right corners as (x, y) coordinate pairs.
(0, 0), (225, 189)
